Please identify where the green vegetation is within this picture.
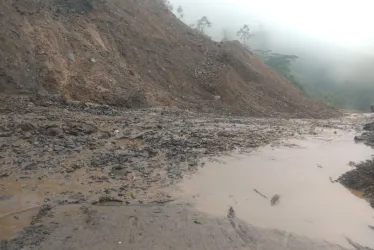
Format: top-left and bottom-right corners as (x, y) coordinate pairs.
(162, 0), (173, 11)
(302, 82), (374, 111)
(196, 16), (212, 34)
(254, 50), (305, 92)
(177, 5), (184, 19)
(236, 25), (253, 48)
(248, 30), (374, 111)
(288, 58), (374, 111)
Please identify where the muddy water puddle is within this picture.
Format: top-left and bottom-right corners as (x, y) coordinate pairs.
(176, 130), (374, 248)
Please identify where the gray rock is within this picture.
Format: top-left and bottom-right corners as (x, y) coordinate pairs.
(46, 127), (63, 137)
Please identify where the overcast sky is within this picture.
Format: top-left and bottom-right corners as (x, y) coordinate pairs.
(170, 0), (374, 52)
(169, 0), (374, 84)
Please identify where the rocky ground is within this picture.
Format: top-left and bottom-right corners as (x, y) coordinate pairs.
(339, 120), (374, 209)
(0, 95), (372, 249)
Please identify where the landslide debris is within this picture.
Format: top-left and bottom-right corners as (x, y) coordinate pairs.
(340, 121), (374, 209)
(0, 0), (337, 118)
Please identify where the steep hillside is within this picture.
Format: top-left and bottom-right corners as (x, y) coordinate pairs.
(0, 0), (337, 117)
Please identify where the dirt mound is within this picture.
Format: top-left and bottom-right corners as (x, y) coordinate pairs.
(341, 121), (374, 209)
(0, 0), (337, 117)
(339, 158), (374, 209)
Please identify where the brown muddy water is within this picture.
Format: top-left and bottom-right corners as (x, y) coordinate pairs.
(176, 130), (374, 248)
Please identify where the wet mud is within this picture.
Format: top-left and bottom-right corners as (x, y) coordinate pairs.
(1, 97), (374, 249)
(0, 204), (350, 250)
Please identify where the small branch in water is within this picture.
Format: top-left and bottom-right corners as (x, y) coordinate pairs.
(329, 177), (335, 183)
(271, 194), (280, 206)
(253, 189), (268, 199)
(369, 225), (374, 231)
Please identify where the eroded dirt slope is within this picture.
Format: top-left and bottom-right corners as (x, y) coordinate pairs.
(0, 0), (337, 117)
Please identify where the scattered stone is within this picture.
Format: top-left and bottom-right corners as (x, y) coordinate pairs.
(24, 162), (39, 170)
(354, 135), (365, 141)
(46, 127), (63, 137)
(30, 205), (53, 225)
(23, 132), (32, 139)
(64, 122), (98, 136)
(270, 194), (280, 206)
(68, 53), (75, 62)
(194, 219), (202, 225)
(227, 206), (235, 219)
(65, 167), (75, 173)
(18, 123), (35, 132)
(93, 196), (123, 205)
(129, 192), (136, 199)
(0, 173), (9, 178)
(363, 122), (374, 131)
(130, 131), (147, 139)
(18, 175), (31, 179)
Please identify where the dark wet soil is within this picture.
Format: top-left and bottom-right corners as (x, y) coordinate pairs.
(339, 121), (374, 209)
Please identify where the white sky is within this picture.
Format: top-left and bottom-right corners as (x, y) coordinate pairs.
(235, 0), (374, 47)
(171, 0), (374, 49)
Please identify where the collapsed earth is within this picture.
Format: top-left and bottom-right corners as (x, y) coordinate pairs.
(1, 0), (374, 249)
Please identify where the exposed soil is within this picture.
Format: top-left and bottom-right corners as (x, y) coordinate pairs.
(0, 0), (338, 117)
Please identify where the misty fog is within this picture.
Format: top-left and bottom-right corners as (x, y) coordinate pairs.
(169, 0), (374, 110)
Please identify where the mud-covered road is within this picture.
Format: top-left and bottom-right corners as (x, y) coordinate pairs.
(174, 130), (374, 249)
(1, 96), (374, 249)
